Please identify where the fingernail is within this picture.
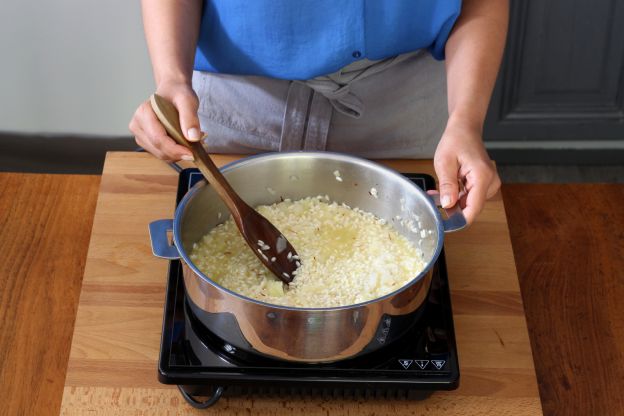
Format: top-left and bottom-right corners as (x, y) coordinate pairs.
(181, 155), (194, 161)
(441, 195), (451, 208)
(187, 127), (201, 141)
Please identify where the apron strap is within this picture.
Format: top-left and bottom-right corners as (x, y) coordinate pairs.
(280, 82), (333, 152)
(304, 80), (363, 118)
(304, 51), (420, 119)
(279, 82), (311, 151)
(303, 92), (332, 151)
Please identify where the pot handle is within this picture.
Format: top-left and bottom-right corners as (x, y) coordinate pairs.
(149, 219), (180, 259)
(429, 193), (467, 233)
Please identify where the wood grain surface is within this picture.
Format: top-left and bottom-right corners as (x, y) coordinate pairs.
(0, 173), (100, 416)
(55, 152), (542, 415)
(4, 158), (622, 416)
(503, 184), (624, 416)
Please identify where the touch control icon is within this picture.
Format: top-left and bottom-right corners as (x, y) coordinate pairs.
(414, 360), (429, 369)
(431, 360), (446, 370)
(398, 359), (413, 369)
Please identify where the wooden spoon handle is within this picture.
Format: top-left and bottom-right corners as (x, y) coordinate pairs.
(149, 94), (246, 216)
(149, 94), (190, 148)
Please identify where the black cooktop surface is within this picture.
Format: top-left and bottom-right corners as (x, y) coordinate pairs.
(158, 168), (459, 408)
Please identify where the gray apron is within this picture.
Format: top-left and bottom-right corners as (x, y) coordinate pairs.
(192, 50), (447, 158)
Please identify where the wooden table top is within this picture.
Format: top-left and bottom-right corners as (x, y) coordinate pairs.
(0, 172), (100, 416)
(502, 184), (624, 416)
(4, 157), (623, 415)
(49, 152), (541, 415)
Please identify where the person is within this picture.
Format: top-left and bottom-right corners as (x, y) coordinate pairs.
(129, 0), (507, 225)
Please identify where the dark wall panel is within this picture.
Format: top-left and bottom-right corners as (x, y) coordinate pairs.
(484, 0), (624, 142)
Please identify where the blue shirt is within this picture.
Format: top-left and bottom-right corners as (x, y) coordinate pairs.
(194, 0), (461, 80)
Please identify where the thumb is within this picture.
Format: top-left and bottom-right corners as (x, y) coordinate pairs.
(174, 92), (202, 142)
(434, 156), (460, 209)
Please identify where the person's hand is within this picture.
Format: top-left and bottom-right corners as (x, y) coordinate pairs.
(129, 79), (202, 161)
(433, 121), (501, 225)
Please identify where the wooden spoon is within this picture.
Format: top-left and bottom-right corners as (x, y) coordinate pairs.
(150, 94), (298, 284)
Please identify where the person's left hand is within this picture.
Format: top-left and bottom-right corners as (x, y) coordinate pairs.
(432, 121), (501, 225)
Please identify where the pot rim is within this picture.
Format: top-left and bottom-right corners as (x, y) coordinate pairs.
(173, 151), (445, 312)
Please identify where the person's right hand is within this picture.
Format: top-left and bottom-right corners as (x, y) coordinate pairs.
(129, 80), (203, 161)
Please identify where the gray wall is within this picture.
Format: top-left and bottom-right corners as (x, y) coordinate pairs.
(0, 0), (154, 136)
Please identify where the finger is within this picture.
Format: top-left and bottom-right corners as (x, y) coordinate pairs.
(157, 135), (195, 161)
(140, 101), (169, 141)
(173, 93), (202, 142)
(462, 182), (489, 225)
(133, 125), (166, 159)
(140, 103), (194, 160)
(486, 169), (501, 199)
(134, 125), (192, 162)
(434, 155), (460, 208)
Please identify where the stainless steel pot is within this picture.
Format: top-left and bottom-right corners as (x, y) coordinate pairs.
(149, 152), (465, 362)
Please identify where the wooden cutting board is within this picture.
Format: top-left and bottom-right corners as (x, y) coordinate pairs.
(59, 152), (543, 415)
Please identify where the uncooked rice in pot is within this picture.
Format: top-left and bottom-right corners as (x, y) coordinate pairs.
(189, 196), (426, 308)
